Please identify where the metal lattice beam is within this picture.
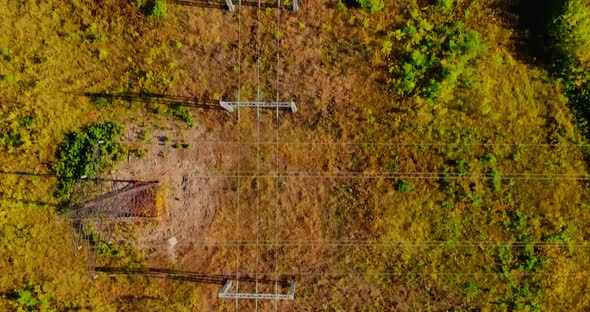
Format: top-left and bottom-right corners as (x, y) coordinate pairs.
(218, 280), (296, 300)
(65, 181), (160, 221)
(220, 100), (297, 113)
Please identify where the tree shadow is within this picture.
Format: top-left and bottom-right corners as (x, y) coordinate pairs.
(515, 0), (567, 67)
(515, 1), (590, 169)
(96, 267), (293, 287)
(83, 92), (226, 111)
(0, 171), (151, 208)
(0, 170), (146, 184)
(517, 1), (590, 126)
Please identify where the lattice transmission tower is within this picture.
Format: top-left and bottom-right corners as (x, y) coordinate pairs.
(60, 141), (160, 279)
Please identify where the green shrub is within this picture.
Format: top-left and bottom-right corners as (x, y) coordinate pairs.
(129, 148), (147, 158)
(17, 290), (41, 308)
(172, 104), (194, 126)
(0, 131), (22, 147)
(356, 0), (384, 13)
(151, 0), (168, 17)
(94, 97), (110, 107)
(492, 210), (547, 311)
(491, 168), (501, 192)
(382, 0), (485, 100)
(0, 113), (42, 152)
(52, 122), (125, 204)
(173, 142), (190, 149)
(396, 180), (414, 192)
(139, 130), (150, 141)
(4, 73), (15, 82)
(152, 104), (167, 115)
(10, 282), (55, 311)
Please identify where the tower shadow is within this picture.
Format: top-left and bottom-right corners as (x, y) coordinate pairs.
(83, 92), (226, 111)
(0, 197), (58, 208)
(0, 170), (56, 178)
(95, 267), (292, 287)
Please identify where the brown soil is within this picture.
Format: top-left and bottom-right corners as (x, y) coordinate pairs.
(114, 120), (234, 265)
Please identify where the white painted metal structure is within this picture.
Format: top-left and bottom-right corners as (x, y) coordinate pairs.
(225, 0), (235, 11)
(220, 100), (297, 113)
(218, 280), (296, 300)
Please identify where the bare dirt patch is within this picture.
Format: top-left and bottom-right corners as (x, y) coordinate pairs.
(114, 119), (238, 267)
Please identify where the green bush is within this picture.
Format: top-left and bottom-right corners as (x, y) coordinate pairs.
(492, 210), (547, 311)
(0, 131), (22, 147)
(0, 112), (42, 152)
(356, 0), (384, 13)
(396, 180), (414, 192)
(137, 0), (167, 17)
(151, 0), (168, 18)
(491, 168), (501, 192)
(52, 122), (125, 204)
(172, 104), (194, 126)
(382, 0), (485, 100)
(94, 97), (110, 107)
(10, 282), (55, 312)
(17, 290), (41, 309)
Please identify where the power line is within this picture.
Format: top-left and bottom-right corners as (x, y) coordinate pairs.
(170, 171), (590, 180)
(106, 271), (590, 277)
(151, 141), (589, 147)
(255, 0), (262, 308)
(6, 172), (590, 181)
(158, 240), (590, 248)
(5, 172), (590, 185)
(274, 1), (282, 309)
(235, 0), (243, 309)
